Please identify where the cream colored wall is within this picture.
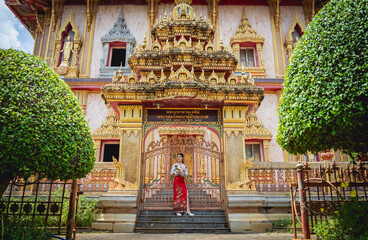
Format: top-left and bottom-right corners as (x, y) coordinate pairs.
(86, 93), (110, 133)
(256, 93), (283, 162)
(90, 5), (148, 78)
(62, 5), (86, 37)
(281, 6), (306, 41)
(219, 6), (276, 78)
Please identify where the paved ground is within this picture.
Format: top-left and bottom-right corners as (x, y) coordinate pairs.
(74, 233), (295, 240)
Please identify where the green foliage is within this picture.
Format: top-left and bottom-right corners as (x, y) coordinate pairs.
(277, 0), (368, 155)
(270, 218), (295, 233)
(76, 195), (100, 227)
(51, 188), (101, 228)
(1, 215), (52, 240)
(313, 200), (368, 240)
(0, 49), (95, 185)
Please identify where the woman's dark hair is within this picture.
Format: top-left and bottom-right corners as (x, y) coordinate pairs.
(177, 153), (184, 163)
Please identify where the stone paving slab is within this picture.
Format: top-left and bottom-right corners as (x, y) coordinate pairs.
(74, 233), (295, 240)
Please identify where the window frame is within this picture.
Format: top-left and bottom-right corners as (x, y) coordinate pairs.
(100, 140), (120, 162)
(245, 141), (264, 162)
(238, 42), (259, 68)
(239, 48), (256, 68)
(106, 41), (127, 67)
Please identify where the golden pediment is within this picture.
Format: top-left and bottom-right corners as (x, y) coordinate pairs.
(244, 112), (272, 139)
(92, 109), (120, 138)
(230, 8), (265, 45)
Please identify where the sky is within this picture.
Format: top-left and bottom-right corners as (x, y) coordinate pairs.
(0, 1), (34, 53)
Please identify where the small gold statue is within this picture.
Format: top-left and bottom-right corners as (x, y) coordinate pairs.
(61, 35), (73, 63)
(57, 35), (74, 75)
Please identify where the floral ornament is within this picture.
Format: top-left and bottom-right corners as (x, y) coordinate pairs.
(350, 190), (357, 198)
(175, 165), (182, 172)
(341, 181), (349, 188)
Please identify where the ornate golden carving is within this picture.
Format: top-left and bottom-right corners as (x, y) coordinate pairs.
(158, 126), (206, 136)
(230, 8), (266, 77)
(226, 159), (254, 190)
(230, 8), (264, 45)
(118, 105), (143, 123)
(92, 108), (120, 138)
(147, 70), (158, 84)
(111, 156), (138, 191)
(54, 12), (82, 78)
(244, 112), (272, 140)
(285, 12), (305, 61)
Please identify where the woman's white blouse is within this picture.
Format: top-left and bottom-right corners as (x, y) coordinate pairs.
(170, 163), (188, 177)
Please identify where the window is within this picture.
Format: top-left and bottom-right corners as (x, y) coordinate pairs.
(240, 49), (255, 67)
(245, 143), (262, 162)
(110, 48), (126, 67)
(101, 143), (120, 162)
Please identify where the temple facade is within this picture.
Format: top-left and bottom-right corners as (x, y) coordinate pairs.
(7, 0), (348, 233)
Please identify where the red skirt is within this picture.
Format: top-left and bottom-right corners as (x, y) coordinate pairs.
(173, 176), (187, 213)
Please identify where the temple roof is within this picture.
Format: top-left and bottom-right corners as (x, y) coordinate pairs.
(6, 0), (329, 36)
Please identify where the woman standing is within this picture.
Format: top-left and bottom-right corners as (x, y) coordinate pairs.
(170, 153), (194, 216)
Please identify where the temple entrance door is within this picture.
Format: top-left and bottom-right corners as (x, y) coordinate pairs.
(142, 135), (222, 210)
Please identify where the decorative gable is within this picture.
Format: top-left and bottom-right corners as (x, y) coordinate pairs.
(99, 8), (136, 78)
(230, 8), (266, 78)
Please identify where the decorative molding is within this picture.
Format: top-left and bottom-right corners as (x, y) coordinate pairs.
(99, 8), (136, 77)
(53, 12), (82, 78)
(285, 12), (305, 61)
(223, 106), (248, 123)
(118, 105), (143, 122)
(72, 90), (89, 114)
(158, 126), (206, 136)
(100, 8), (136, 44)
(230, 8), (266, 77)
(120, 129), (141, 137)
(226, 159), (254, 190)
(111, 156), (138, 190)
(267, 0), (280, 32)
(244, 112), (272, 139)
(92, 108), (120, 138)
(230, 8), (264, 45)
(302, 0), (316, 25)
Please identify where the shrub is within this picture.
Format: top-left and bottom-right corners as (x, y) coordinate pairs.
(313, 200), (368, 240)
(0, 49), (95, 195)
(277, 0), (368, 156)
(0, 215), (52, 240)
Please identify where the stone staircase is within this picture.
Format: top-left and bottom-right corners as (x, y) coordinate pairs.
(143, 186), (222, 209)
(135, 209), (230, 233)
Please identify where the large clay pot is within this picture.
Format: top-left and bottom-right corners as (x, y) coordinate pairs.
(321, 149), (334, 161)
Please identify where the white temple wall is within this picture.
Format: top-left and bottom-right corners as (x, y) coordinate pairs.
(218, 6), (276, 78)
(90, 5), (148, 78)
(280, 6), (306, 40)
(256, 93), (283, 162)
(62, 5), (86, 37)
(86, 93), (110, 133)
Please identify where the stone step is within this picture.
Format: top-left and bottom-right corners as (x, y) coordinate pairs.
(135, 227), (230, 233)
(138, 215), (226, 221)
(140, 210), (225, 216)
(136, 221), (228, 228)
(135, 209), (230, 233)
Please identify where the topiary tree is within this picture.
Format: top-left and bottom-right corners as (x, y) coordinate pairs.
(0, 49), (95, 195)
(277, 0), (368, 157)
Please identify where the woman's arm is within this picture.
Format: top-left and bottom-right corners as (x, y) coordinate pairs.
(183, 165), (188, 177)
(170, 164), (178, 176)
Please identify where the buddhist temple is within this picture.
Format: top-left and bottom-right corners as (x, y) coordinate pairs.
(6, 0), (347, 233)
